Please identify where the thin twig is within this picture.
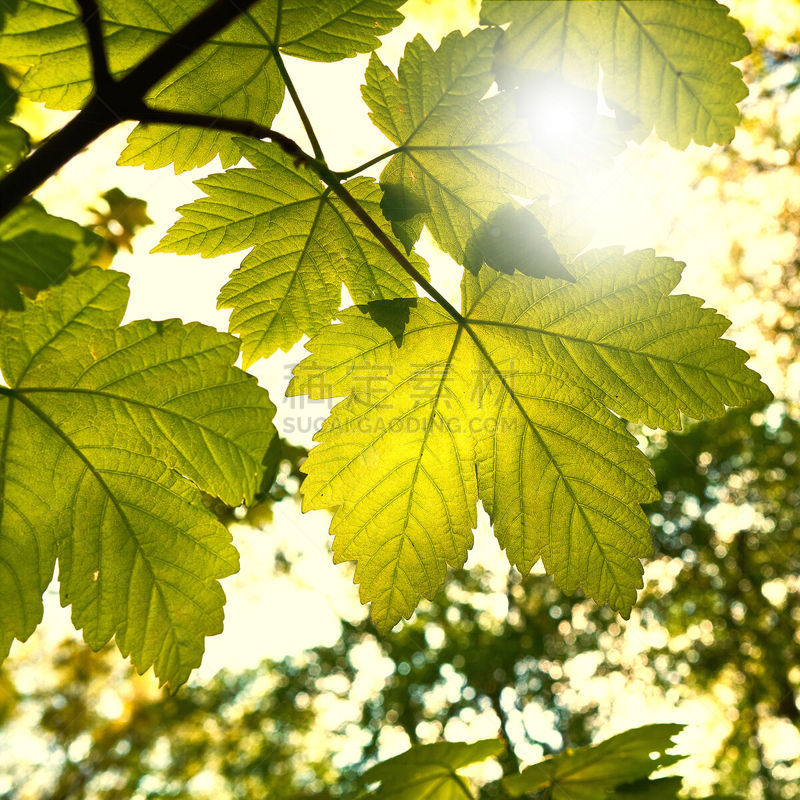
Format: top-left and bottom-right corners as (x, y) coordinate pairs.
(334, 147), (403, 179)
(319, 170), (464, 323)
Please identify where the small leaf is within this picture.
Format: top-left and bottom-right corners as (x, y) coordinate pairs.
(379, 182), (429, 255)
(357, 297), (418, 346)
(0, 268), (278, 688)
(156, 141), (426, 364)
(464, 203), (573, 280)
(503, 724), (685, 799)
(361, 739), (504, 800)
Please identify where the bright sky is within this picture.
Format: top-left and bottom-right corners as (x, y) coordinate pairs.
(6, 0), (800, 793)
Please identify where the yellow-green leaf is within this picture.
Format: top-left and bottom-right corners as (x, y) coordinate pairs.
(362, 739), (504, 800)
(481, 0), (750, 148)
(0, 268), (277, 687)
(290, 249), (769, 630)
(156, 141), (426, 364)
(0, 0), (405, 171)
(503, 724), (685, 799)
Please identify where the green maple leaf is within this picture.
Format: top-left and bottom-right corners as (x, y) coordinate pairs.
(481, 0), (750, 149)
(362, 28), (617, 265)
(0, 0), (404, 171)
(361, 739), (504, 800)
(0, 268), (277, 687)
(0, 200), (100, 310)
(156, 140), (427, 364)
(503, 724), (685, 799)
(289, 249), (769, 631)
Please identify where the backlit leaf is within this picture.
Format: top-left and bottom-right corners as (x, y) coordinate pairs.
(362, 739), (504, 800)
(156, 140), (426, 364)
(481, 0), (750, 148)
(0, 268), (278, 687)
(362, 28), (617, 264)
(289, 249), (769, 630)
(0, 0), (404, 171)
(463, 203), (573, 280)
(503, 724), (685, 799)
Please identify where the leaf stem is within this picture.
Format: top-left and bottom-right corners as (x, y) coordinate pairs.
(334, 147), (404, 179)
(314, 164), (465, 323)
(271, 46), (325, 161)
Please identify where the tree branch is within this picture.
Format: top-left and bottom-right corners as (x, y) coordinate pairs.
(0, 98), (117, 221)
(0, 0), (461, 328)
(0, 0), (262, 221)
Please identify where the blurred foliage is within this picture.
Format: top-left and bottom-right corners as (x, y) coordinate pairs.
(88, 188), (154, 268)
(643, 405), (800, 799)
(6, 398), (800, 798)
(0, 639), (338, 800)
(695, 6), (800, 397)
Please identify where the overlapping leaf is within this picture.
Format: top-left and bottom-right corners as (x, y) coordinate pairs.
(361, 739), (504, 799)
(290, 249), (769, 630)
(362, 28), (617, 264)
(157, 140), (426, 364)
(503, 723), (685, 799)
(0, 268), (277, 687)
(0, 0), (404, 171)
(481, 0), (750, 148)
(0, 200), (100, 309)
(0, 67), (28, 172)
(0, 120), (28, 171)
